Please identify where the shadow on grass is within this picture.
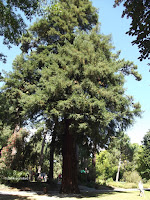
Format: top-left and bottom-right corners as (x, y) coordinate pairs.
(6, 181), (59, 192)
(33, 189), (129, 199)
(2, 181), (130, 199)
(0, 193), (30, 200)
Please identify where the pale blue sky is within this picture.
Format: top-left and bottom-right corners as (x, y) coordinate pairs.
(92, 0), (150, 144)
(0, 0), (149, 144)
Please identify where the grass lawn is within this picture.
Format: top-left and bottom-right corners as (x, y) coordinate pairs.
(0, 183), (150, 200)
(81, 191), (150, 200)
(0, 189), (150, 200)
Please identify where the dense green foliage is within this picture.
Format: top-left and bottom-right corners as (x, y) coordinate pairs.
(96, 150), (117, 181)
(0, 128), (29, 170)
(95, 133), (143, 183)
(138, 130), (150, 180)
(122, 171), (141, 183)
(4, 30), (141, 150)
(0, 168), (28, 184)
(0, 0), (42, 63)
(0, 0), (149, 193)
(114, 0), (150, 61)
(20, 0), (98, 53)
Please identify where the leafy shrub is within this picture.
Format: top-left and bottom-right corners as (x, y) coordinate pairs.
(96, 178), (106, 185)
(143, 179), (150, 188)
(106, 177), (113, 183)
(0, 168), (28, 184)
(142, 178), (147, 184)
(122, 171), (141, 183)
(107, 181), (137, 189)
(96, 151), (117, 181)
(146, 179), (150, 185)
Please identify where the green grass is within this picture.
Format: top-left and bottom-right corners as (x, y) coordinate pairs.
(0, 183), (150, 200)
(0, 183), (10, 190)
(0, 190), (149, 200)
(107, 181), (150, 189)
(80, 191), (150, 200)
(107, 181), (137, 189)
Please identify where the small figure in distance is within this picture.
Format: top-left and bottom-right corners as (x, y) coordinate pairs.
(138, 180), (144, 197)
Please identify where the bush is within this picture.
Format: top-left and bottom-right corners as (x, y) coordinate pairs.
(106, 177), (113, 183)
(96, 178), (106, 185)
(107, 181), (137, 189)
(122, 171), (141, 183)
(0, 168), (28, 184)
(146, 179), (150, 185)
(143, 179), (150, 188)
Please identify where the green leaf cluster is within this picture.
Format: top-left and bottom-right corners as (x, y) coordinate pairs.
(138, 130), (150, 180)
(0, 1), (143, 185)
(114, 0), (150, 61)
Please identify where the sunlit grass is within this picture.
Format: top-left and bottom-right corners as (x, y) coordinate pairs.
(0, 184), (10, 190)
(80, 191), (150, 200)
(19, 191), (150, 200)
(107, 181), (150, 189)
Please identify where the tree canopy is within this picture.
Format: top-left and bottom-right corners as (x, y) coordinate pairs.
(114, 0), (150, 61)
(138, 130), (150, 179)
(0, 0), (142, 193)
(0, 0), (43, 63)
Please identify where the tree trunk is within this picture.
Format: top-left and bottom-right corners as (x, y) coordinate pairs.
(116, 157), (121, 182)
(48, 133), (56, 182)
(92, 151), (96, 182)
(60, 120), (80, 194)
(38, 131), (46, 174)
(14, 124), (20, 133)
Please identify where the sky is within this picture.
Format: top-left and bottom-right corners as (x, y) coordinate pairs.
(0, 0), (149, 144)
(92, 0), (150, 144)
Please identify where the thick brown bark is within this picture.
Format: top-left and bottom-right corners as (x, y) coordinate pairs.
(60, 120), (80, 194)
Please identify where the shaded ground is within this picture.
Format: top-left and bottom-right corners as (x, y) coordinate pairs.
(0, 183), (150, 200)
(0, 189), (150, 200)
(1, 181), (114, 192)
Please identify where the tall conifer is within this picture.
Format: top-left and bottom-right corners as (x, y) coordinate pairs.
(2, 0), (141, 193)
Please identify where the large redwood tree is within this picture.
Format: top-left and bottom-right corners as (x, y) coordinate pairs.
(2, 0), (141, 193)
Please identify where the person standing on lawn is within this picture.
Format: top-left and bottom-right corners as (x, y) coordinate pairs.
(138, 180), (144, 197)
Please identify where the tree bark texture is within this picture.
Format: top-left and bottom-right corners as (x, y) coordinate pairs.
(92, 151), (96, 182)
(60, 120), (80, 194)
(48, 133), (56, 182)
(38, 131), (46, 174)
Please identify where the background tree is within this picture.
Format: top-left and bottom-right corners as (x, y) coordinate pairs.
(96, 137), (142, 183)
(96, 150), (117, 181)
(0, 128), (29, 170)
(137, 130), (150, 180)
(0, 92), (12, 149)
(108, 133), (134, 182)
(0, 0), (42, 63)
(125, 143), (142, 172)
(114, 0), (150, 61)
